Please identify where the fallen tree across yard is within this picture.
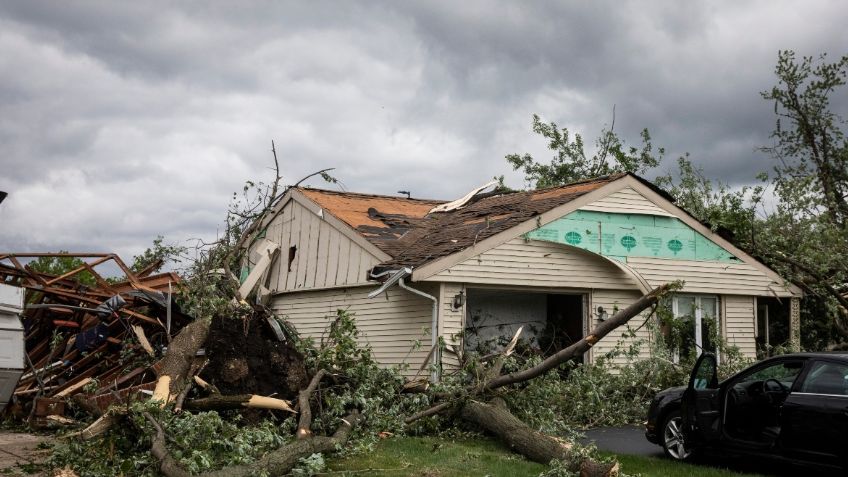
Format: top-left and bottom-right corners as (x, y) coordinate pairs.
(29, 151), (678, 477)
(404, 282), (674, 477)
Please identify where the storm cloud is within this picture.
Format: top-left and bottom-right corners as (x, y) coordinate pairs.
(0, 1), (845, 259)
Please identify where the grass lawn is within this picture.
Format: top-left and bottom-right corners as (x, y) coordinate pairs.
(328, 436), (767, 476)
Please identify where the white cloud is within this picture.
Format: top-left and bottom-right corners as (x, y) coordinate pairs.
(0, 1), (845, 258)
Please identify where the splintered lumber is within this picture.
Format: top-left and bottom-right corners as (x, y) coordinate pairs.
(193, 375), (220, 395)
(401, 378), (429, 394)
(131, 325), (155, 357)
(0, 252), (187, 418)
(183, 394), (295, 413)
(79, 413), (122, 440)
(53, 377), (92, 398)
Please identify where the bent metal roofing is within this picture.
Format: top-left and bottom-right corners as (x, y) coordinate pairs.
(298, 174), (634, 273)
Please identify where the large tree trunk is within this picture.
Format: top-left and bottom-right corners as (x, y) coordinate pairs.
(152, 319), (211, 405)
(460, 399), (618, 477)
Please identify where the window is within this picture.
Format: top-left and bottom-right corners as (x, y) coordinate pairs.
(671, 295), (719, 359)
(800, 361), (848, 396)
(737, 360), (803, 388)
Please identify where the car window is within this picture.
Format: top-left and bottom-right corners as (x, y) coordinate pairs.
(800, 361), (848, 396)
(692, 355), (716, 389)
(737, 360), (803, 387)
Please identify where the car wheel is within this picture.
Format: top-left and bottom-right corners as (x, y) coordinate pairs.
(661, 410), (693, 461)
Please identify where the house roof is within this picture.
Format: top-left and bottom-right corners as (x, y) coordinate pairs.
(298, 188), (445, 258)
(298, 174), (629, 271)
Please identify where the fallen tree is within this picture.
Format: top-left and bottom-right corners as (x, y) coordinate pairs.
(46, 151), (677, 476)
(405, 282), (674, 477)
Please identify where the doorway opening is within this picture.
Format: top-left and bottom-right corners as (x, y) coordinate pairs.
(464, 289), (585, 361)
(756, 298), (791, 358)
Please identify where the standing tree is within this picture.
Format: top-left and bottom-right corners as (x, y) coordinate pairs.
(753, 51), (848, 346)
(506, 112), (663, 188)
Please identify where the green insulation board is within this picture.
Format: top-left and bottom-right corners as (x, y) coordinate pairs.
(525, 210), (740, 263)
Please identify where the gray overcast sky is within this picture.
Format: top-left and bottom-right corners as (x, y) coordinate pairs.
(0, 1), (846, 260)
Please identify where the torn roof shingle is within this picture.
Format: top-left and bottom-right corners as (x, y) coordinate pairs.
(297, 174), (631, 272)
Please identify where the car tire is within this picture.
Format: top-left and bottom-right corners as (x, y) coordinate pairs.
(661, 410), (694, 461)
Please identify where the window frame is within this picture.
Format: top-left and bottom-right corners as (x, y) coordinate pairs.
(671, 294), (720, 360)
(794, 359), (848, 398)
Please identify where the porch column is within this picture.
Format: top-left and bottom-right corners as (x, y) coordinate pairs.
(789, 297), (801, 352)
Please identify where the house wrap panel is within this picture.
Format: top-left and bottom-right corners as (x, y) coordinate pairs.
(272, 286), (433, 376)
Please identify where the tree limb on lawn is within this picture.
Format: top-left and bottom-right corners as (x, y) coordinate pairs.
(146, 411), (361, 477)
(404, 283), (676, 477)
(406, 282), (675, 425)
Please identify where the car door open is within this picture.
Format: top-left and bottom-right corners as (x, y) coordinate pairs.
(682, 353), (721, 446)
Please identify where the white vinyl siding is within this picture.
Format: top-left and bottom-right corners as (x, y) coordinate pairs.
(429, 238), (638, 289)
(579, 186), (674, 217)
(258, 200), (382, 292)
(272, 286), (433, 376)
(626, 257), (793, 297)
(438, 283), (466, 370)
(723, 295), (757, 359)
(590, 289), (655, 366)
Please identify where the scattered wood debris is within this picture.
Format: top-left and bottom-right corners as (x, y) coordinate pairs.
(0, 253), (186, 425)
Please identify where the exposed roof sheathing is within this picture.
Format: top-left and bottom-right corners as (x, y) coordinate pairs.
(297, 174), (624, 270)
(298, 189), (444, 255)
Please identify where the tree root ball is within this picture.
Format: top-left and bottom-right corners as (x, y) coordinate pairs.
(202, 313), (308, 400)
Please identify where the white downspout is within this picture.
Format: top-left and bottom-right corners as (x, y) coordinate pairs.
(398, 277), (440, 382)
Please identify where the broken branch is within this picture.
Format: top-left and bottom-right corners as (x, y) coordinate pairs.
(296, 369), (327, 439)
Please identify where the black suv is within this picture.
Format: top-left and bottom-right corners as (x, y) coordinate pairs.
(645, 352), (848, 471)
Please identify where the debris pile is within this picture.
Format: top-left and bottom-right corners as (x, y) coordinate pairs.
(0, 253), (187, 425)
(0, 252), (309, 430)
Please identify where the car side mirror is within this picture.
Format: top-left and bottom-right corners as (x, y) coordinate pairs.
(689, 353), (718, 390)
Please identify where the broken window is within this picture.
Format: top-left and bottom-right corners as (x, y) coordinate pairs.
(287, 245), (297, 272)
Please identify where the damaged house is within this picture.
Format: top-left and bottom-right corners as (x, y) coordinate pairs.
(244, 173), (802, 376)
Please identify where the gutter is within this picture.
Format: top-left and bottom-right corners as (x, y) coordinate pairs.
(368, 268), (440, 382)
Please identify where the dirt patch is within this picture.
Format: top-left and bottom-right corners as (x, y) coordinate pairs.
(202, 312), (308, 399)
(0, 431), (52, 476)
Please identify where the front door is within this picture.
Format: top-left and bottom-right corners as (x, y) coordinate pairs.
(682, 353), (721, 446)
